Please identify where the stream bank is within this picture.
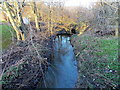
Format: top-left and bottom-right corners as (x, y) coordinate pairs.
(1, 32), (52, 89)
(71, 34), (119, 88)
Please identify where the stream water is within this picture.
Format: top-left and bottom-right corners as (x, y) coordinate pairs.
(39, 35), (78, 88)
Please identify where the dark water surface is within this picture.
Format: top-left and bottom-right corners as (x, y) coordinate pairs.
(39, 35), (78, 88)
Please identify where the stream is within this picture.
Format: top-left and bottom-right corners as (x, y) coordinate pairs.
(38, 35), (78, 88)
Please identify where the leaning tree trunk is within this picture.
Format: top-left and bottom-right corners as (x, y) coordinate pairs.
(16, 1), (26, 40)
(4, 2), (23, 41)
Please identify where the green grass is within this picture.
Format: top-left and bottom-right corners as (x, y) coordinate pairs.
(95, 38), (118, 70)
(72, 34), (119, 88)
(0, 24), (15, 49)
(94, 38), (119, 87)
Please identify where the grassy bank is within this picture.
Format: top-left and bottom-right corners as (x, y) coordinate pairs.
(71, 34), (119, 88)
(0, 24), (14, 50)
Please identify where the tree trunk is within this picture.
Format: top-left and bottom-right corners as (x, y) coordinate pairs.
(115, 3), (120, 37)
(118, 5), (120, 37)
(32, 1), (39, 30)
(49, 4), (53, 35)
(116, 21), (118, 37)
(16, 1), (25, 40)
(35, 14), (39, 30)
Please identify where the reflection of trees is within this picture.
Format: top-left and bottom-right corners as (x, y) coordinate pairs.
(57, 36), (69, 56)
(59, 47), (69, 55)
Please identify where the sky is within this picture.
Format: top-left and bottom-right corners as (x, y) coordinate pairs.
(65, 0), (90, 7)
(64, 0), (99, 8)
(44, 0), (98, 8)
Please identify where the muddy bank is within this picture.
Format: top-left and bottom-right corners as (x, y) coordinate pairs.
(71, 34), (119, 88)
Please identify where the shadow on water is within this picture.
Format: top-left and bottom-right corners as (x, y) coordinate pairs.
(38, 35), (78, 88)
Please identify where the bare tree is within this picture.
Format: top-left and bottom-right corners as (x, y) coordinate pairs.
(3, 1), (25, 40)
(92, 0), (119, 36)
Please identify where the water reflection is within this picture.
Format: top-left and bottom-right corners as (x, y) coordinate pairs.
(41, 35), (78, 88)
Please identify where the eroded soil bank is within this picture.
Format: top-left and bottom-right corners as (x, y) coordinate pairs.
(71, 34), (119, 89)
